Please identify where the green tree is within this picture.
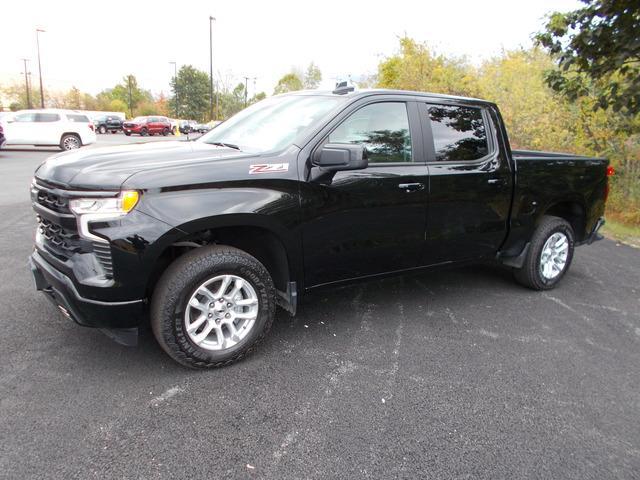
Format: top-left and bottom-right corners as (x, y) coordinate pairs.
(377, 37), (480, 97)
(536, 0), (640, 115)
(303, 62), (322, 89)
(1, 82), (41, 110)
(170, 65), (211, 120)
(477, 48), (576, 152)
(97, 75), (152, 117)
(251, 92), (267, 103)
(274, 73), (303, 95)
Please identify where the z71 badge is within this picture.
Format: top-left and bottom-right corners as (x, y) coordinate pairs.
(249, 163), (289, 174)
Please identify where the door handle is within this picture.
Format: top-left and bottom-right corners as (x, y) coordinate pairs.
(487, 178), (506, 186)
(398, 183), (425, 192)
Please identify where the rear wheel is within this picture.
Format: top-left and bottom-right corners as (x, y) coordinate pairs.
(514, 216), (575, 290)
(60, 133), (81, 151)
(151, 245), (276, 369)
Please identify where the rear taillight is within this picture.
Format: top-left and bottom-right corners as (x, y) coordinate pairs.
(89, 123), (95, 132)
(604, 165), (615, 202)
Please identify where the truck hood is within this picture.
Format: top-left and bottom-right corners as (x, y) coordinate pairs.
(34, 141), (247, 190)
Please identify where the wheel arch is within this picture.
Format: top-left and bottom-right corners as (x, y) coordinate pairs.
(146, 217), (298, 299)
(538, 199), (587, 242)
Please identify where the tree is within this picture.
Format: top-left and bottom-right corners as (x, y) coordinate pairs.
(251, 92), (267, 103)
(377, 37), (480, 98)
(477, 48), (576, 152)
(274, 73), (303, 95)
(97, 75), (152, 117)
(303, 62), (322, 89)
(64, 87), (82, 109)
(170, 65), (211, 120)
(536, 0), (640, 115)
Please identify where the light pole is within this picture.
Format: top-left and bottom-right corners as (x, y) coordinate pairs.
(209, 16), (215, 120)
(36, 28), (45, 108)
(21, 59), (32, 109)
(169, 61), (178, 117)
(244, 76), (249, 108)
(127, 76), (133, 118)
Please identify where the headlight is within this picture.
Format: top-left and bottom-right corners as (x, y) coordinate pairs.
(70, 191), (139, 215)
(70, 191), (139, 242)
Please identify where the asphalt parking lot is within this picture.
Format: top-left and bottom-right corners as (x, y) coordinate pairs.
(1, 135), (639, 479)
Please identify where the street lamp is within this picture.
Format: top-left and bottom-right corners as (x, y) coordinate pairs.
(21, 59), (32, 109)
(169, 61), (178, 117)
(36, 28), (45, 108)
(209, 15), (215, 120)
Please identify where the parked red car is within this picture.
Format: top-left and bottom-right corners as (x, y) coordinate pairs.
(123, 116), (172, 136)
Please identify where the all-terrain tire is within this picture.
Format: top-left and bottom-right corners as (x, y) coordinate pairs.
(514, 215), (575, 290)
(151, 245), (276, 369)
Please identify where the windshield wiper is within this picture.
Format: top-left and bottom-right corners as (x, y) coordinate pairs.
(209, 141), (241, 151)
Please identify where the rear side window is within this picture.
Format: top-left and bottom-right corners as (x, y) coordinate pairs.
(14, 113), (37, 122)
(67, 114), (89, 122)
(427, 104), (488, 162)
(36, 113), (61, 122)
(329, 102), (412, 163)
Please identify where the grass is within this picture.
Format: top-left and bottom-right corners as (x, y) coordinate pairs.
(601, 218), (640, 248)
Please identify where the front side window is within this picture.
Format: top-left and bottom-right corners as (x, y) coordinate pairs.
(427, 105), (488, 162)
(36, 113), (61, 122)
(329, 102), (412, 163)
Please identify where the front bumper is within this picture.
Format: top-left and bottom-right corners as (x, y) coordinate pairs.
(29, 250), (145, 336)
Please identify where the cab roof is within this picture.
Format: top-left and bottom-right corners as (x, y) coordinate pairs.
(284, 88), (494, 107)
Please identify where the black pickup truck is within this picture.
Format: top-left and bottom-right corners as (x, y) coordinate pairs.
(29, 88), (610, 368)
(93, 115), (123, 134)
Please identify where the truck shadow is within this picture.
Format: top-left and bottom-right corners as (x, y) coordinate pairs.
(64, 263), (519, 374)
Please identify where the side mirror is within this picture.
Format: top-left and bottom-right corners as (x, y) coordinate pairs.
(314, 143), (368, 171)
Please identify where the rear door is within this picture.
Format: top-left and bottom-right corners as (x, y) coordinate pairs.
(420, 102), (512, 264)
(301, 98), (429, 287)
(34, 113), (63, 145)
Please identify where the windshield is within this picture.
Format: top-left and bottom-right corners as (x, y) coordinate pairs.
(199, 95), (344, 153)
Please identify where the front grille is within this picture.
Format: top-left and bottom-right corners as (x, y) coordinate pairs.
(92, 242), (114, 278)
(37, 216), (82, 258)
(36, 189), (70, 214)
(33, 181), (115, 279)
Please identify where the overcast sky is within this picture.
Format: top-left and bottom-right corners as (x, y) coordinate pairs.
(1, 0), (581, 98)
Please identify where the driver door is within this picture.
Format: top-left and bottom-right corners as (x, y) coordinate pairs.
(301, 100), (428, 287)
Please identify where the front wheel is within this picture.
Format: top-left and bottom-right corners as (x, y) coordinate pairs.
(140, 128), (148, 136)
(514, 216), (575, 290)
(162, 127), (169, 136)
(151, 245), (275, 369)
(98, 125), (107, 134)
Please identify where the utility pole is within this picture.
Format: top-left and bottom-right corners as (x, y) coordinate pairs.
(21, 59), (32, 109)
(244, 76), (249, 108)
(127, 76), (133, 118)
(36, 28), (45, 108)
(169, 61), (178, 117)
(209, 16), (215, 120)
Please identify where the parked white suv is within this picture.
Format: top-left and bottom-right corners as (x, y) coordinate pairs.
(0, 109), (97, 150)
